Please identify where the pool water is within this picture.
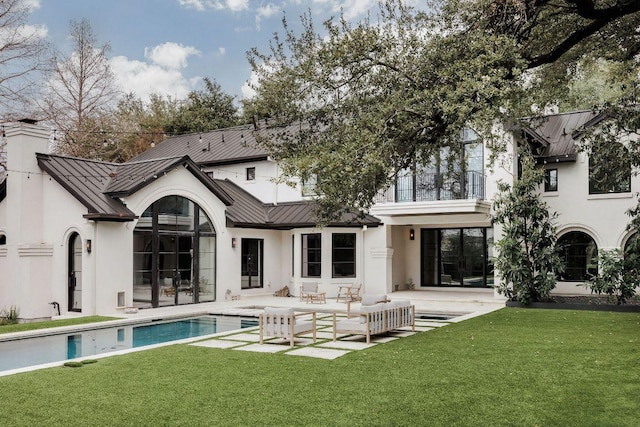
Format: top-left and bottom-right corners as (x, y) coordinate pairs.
(0, 315), (258, 374)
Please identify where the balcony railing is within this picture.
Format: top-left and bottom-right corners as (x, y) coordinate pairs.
(376, 171), (485, 204)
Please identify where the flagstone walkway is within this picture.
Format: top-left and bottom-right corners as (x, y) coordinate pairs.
(190, 312), (450, 360)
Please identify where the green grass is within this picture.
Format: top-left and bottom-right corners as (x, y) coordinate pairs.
(0, 316), (119, 334)
(0, 308), (638, 426)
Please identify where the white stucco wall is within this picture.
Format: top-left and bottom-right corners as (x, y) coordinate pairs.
(204, 160), (307, 204)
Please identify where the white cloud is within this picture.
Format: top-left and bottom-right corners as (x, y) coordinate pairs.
(218, 47), (226, 56)
(144, 42), (200, 70)
(110, 49), (201, 100)
(22, 0), (41, 11)
(0, 23), (48, 46)
(255, 3), (279, 29)
(177, 0), (248, 12)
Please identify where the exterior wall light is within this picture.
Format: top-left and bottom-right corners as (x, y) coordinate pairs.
(231, 237), (237, 248)
(86, 239), (92, 253)
(409, 229), (415, 240)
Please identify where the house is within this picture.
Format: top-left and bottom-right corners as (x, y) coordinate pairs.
(0, 111), (636, 320)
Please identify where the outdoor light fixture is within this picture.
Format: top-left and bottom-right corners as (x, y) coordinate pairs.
(409, 229), (415, 240)
(231, 237), (237, 248)
(86, 239), (92, 253)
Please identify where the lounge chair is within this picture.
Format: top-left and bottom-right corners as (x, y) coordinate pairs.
(259, 307), (317, 347)
(336, 284), (362, 303)
(299, 282), (318, 302)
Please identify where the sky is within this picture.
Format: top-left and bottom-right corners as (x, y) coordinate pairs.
(25, 0), (395, 104)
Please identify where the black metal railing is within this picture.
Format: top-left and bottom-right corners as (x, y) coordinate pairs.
(376, 171), (484, 203)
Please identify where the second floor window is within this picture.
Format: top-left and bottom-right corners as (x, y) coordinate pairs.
(545, 169), (558, 192)
(246, 167), (255, 181)
(302, 233), (321, 277)
(302, 174), (318, 196)
(588, 143), (631, 194)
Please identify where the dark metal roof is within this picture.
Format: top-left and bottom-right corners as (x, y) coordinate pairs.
(36, 154), (137, 221)
(215, 178), (381, 229)
(520, 110), (604, 162)
(130, 124), (270, 165)
(36, 154), (233, 222)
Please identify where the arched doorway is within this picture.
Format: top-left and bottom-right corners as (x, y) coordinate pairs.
(133, 196), (216, 308)
(68, 232), (82, 312)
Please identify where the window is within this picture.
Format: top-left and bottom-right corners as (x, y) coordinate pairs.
(545, 169), (558, 192)
(246, 167), (255, 181)
(302, 174), (318, 196)
(558, 231), (598, 281)
(0, 234), (5, 245)
(332, 233), (356, 278)
(588, 143), (631, 194)
(301, 234), (321, 277)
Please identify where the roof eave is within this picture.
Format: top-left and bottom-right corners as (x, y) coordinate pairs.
(82, 213), (138, 222)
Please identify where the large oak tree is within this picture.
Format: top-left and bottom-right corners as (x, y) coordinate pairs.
(245, 0), (640, 219)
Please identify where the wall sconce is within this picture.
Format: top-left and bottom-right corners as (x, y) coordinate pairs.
(231, 237), (237, 248)
(409, 229), (415, 240)
(86, 239), (92, 253)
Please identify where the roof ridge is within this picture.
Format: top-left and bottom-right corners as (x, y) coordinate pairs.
(40, 153), (120, 166)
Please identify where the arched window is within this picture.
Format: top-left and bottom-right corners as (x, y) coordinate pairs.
(0, 234), (5, 245)
(133, 196), (216, 308)
(624, 233), (639, 258)
(557, 231), (598, 281)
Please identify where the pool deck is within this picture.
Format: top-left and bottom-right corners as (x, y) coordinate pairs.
(0, 289), (506, 376)
(116, 288), (506, 323)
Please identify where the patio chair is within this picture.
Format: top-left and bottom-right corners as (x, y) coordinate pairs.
(336, 284), (362, 303)
(259, 307), (317, 347)
(299, 282), (318, 302)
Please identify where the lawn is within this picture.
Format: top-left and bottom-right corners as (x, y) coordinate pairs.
(0, 316), (119, 334)
(0, 308), (638, 426)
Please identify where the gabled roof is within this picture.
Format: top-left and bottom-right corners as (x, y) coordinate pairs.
(130, 124), (270, 166)
(215, 179), (381, 229)
(36, 153), (232, 222)
(519, 110), (604, 163)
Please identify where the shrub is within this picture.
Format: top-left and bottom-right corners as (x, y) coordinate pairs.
(584, 248), (639, 304)
(0, 305), (19, 325)
(492, 157), (563, 304)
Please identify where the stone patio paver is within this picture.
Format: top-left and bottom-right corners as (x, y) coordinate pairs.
(317, 340), (376, 350)
(191, 339), (246, 349)
(234, 343), (289, 353)
(287, 347), (350, 360)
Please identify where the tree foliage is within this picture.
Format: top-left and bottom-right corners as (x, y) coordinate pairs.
(246, 0), (640, 218)
(0, 0), (48, 179)
(166, 77), (239, 134)
(492, 156), (563, 304)
(41, 19), (120, 158)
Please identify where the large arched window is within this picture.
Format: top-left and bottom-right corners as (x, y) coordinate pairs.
(133, 196), (216, 308)
(557, 231), (598, 281)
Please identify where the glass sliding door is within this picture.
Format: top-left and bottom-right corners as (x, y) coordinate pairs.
(421, 227), (494, 288)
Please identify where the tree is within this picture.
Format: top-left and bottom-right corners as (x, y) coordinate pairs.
(166, 77), (238, 134)
(94, 92), (179, 162)
(245, 0), (640, 219)
(41, 19), (120, 159)
(492, 156), (564, 304)
(0, 0), (48, 179)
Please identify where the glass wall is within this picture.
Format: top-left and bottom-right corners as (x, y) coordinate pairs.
(421, 227), (494, 287)
(133, 196), (216, 308)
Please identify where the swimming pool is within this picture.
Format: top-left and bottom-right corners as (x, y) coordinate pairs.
(0, 315), (258, 374)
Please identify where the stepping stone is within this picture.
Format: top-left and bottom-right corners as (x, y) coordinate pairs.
(268, 337), (316, 346)
(318, 340), (376, 350)
(234, 343), (289, 353)
(223, 333), (262, 342)
(191, 339), (246, 349)
(287, 347), (350, 360)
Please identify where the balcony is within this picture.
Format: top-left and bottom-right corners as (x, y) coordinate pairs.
(375, 170), (485, 204)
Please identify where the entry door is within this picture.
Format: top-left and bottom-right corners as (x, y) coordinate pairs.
(68, 233), (82, 312)
(241, 238), (263, 289)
